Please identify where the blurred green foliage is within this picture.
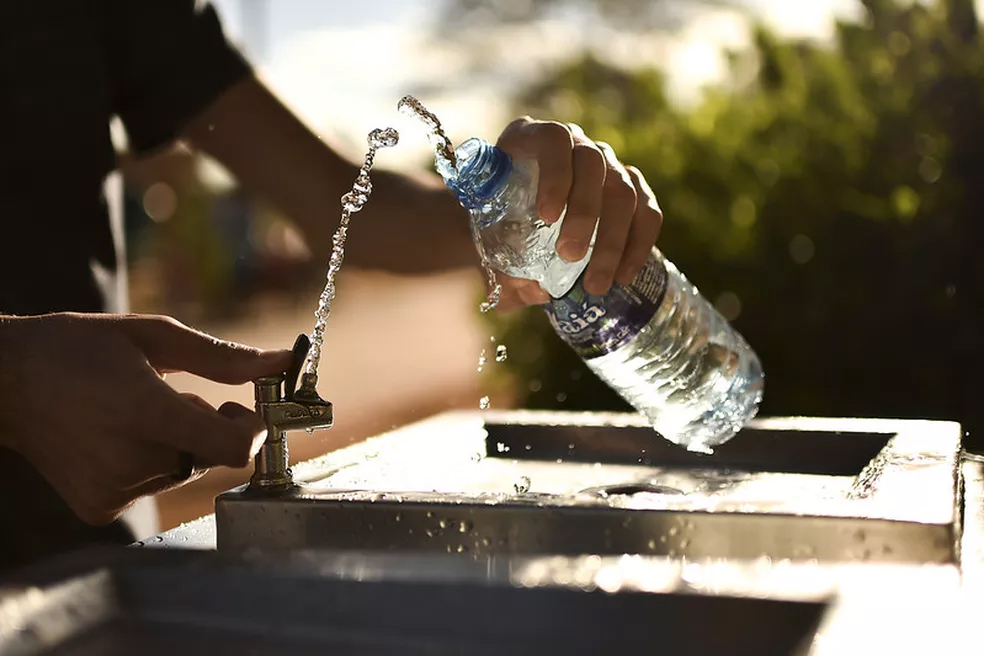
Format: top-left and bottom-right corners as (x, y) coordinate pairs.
(438, 0), (736, 33)
(488, 0), (984, 444)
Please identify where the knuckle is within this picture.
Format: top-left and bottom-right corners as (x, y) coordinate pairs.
(606, 177), (638, 210)
(640, 198), (664, 225)
(128, 313), (183, 340)
(503, 115), (534, 135)
(566, 122), (587, 139)
(540, 121), (574, 147)
(152, 314), (184, 331)
(573, 142), (605, 169)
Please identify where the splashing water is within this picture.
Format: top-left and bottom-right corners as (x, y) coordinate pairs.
(397, 94), (502, 313)
(475, 239), (502, 314)
(495, 344), (508, 362)
(479, 396), (491, 410)
(304, 127), (400, 378)
(397, 95), (457, 180)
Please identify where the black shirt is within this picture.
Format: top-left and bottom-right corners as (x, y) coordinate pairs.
(0, 0), (251, 571)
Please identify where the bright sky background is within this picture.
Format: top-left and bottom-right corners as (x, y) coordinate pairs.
(206, 0), (867, 169)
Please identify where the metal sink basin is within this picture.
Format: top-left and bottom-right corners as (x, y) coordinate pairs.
(1, 547), (832, 656)
(214, 410), (962, 563)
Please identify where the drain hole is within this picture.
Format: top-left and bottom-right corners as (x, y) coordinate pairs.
(581, 483), (685, 497)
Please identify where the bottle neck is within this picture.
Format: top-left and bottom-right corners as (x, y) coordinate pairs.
(447, 138), (513, 211)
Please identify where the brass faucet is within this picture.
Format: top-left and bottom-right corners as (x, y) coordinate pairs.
(249, 334), (333, 492)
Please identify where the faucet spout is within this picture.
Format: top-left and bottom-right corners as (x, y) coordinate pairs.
(249, 335), (333, 492)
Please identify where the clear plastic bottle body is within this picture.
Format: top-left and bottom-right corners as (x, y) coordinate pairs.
(571, 251), (763, 452)
(450, 138), (764, 452)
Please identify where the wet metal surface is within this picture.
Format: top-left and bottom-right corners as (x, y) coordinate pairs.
(213, 411), (962, 563)
(0, 547), (972, 656)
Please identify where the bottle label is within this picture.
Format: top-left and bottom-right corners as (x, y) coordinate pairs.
(544, 254), (668, 360)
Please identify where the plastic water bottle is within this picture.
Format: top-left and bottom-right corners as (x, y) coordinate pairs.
(445, 137), (764, 453)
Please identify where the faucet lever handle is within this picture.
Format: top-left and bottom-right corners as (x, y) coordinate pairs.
(284, 333), (311, 402)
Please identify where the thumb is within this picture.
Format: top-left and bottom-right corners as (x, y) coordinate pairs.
(119, 315), (293, 384)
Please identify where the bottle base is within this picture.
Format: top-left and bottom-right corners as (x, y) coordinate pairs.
(647, 356), (764, 455)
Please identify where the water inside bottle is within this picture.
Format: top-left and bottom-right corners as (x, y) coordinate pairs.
(304, 127), (400, 378)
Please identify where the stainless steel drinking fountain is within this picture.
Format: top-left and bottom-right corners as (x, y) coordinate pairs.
(240, 334), (333, 495)
(216, 374), (963, 563)
(104, 334), (973, 654)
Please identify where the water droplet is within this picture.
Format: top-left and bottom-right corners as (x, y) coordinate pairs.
(305, 427), (314, 435)
(479, 283), (502, 313)
(481, 537), (491, 547)
(459, 520), (471, 533)
(477, 349), (487, 372)
(341, 191), (368, 213)
(479, 396), (491, 410)
(425, 529), (436, 538)
(679, 539), (690, 549)
(394, 513), (402, 522)
(495, 345), (507, 362)
(668, 527), (679, 537)
(368, 127), (399, 149)
(457, 544), (467, 553)
(439, 519), (450, 529)
(514, 476), (532, 494)
(353, 173), (372, 194)
(647, 539), (656, 550)
(426, 511), (434, 518)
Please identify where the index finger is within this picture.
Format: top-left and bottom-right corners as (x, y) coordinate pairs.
(119, 315), (292, 385)
(496, 117), (574, 223)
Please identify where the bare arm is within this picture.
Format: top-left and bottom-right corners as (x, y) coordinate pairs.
(180, 76), (476, 274)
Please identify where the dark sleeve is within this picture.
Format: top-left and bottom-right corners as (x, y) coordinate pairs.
(107, 0), (253, 155)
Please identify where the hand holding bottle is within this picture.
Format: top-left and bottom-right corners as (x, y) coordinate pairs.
(492, 117), (664, 310)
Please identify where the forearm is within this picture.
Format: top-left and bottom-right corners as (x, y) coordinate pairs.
(180, 76), (476, 273)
